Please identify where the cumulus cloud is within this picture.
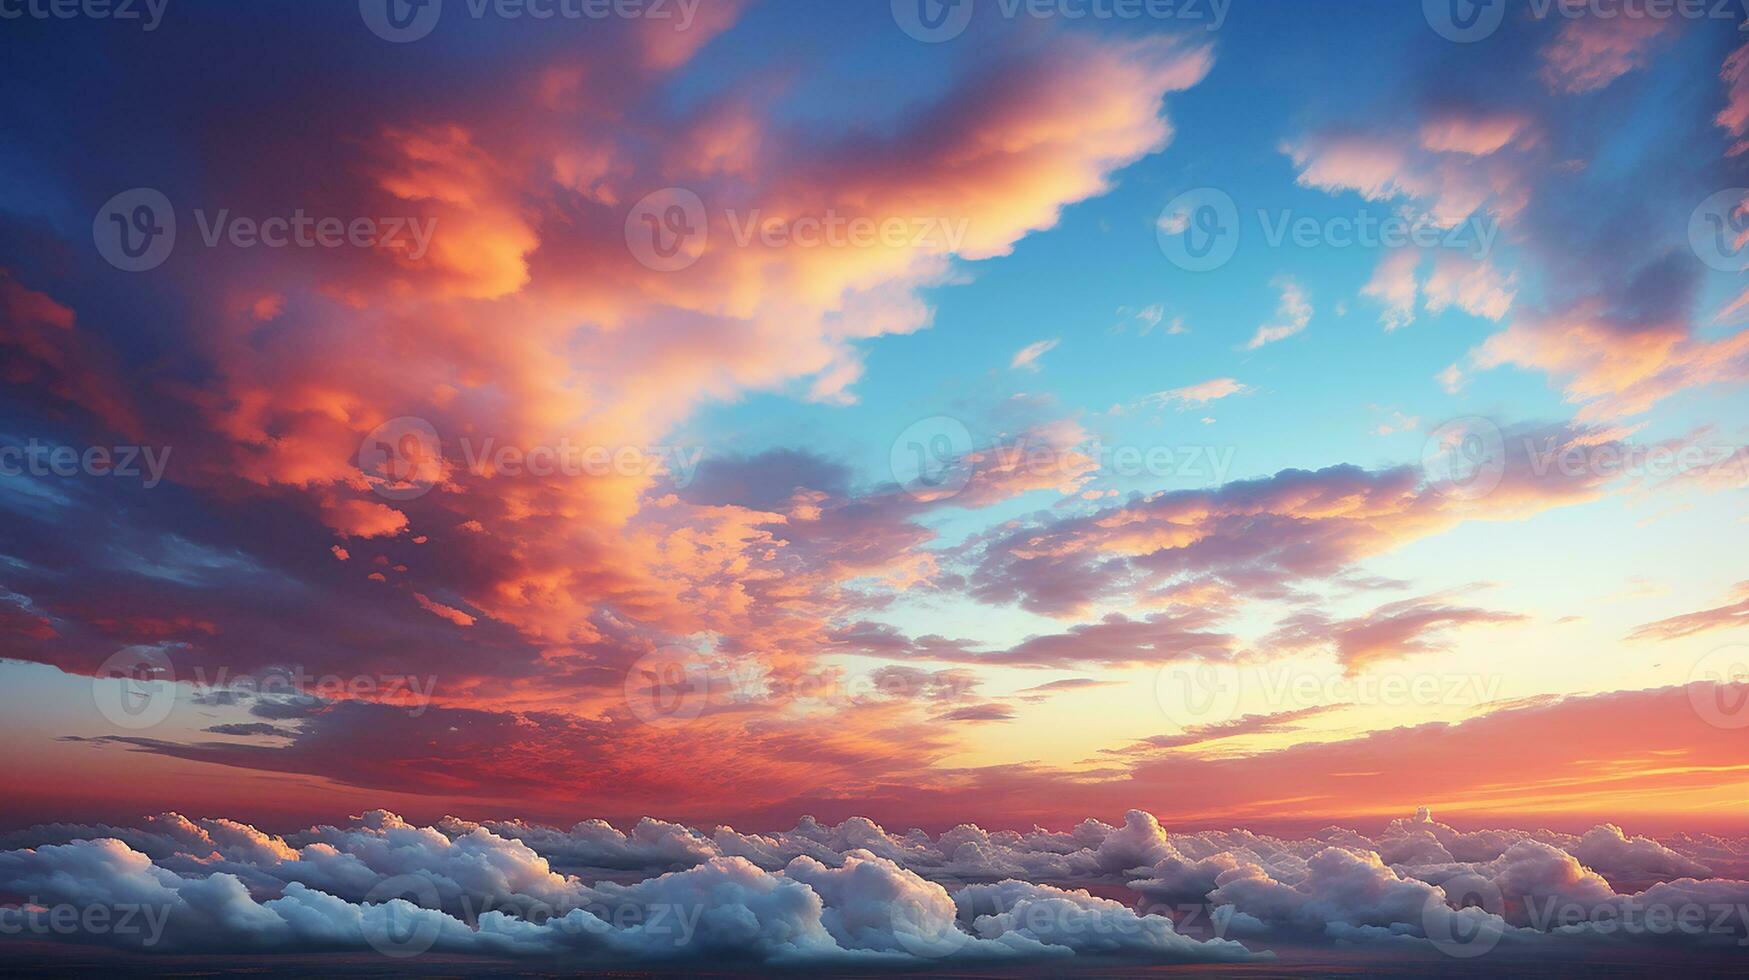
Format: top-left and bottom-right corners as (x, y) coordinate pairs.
(2, 807), (1742, 966)
(0, 812), (1258, 965)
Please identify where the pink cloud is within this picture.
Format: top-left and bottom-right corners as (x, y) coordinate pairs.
(1538, 11), (1673, 94)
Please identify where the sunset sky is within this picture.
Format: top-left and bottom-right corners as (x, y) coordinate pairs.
(3, 0), (1749, 852)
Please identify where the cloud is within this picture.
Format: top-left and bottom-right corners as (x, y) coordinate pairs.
(1538, 13), (1674, 94)
(0, 22), (1215, 721)
(2, 806), (1743, 965)
(1010, 339), (1059, 372)
(1626, 581), (1749, 641)
(936, 703), (1018, 723)
(1142, 378), (1249, 409)
(0, 814), (1258, 964)
(961, 421), (1617, 617)
(1286, 27), (1749, 425)
(1720, 41), (1749, 155)
(1261, 592), (1528, 674)
(1245, 278), (1311, 349)
(1362, 248), (1422, 331)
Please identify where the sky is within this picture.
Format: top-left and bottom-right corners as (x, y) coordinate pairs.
(1, 0), (1748, 854)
